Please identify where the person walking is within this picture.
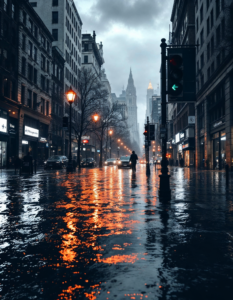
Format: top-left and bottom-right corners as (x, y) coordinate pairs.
(130, 151), (138, 172)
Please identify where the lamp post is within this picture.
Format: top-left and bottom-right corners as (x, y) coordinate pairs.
(93, 114), (99, 162)
(66, 86), (76, 172)
(109, 130), (113, 158)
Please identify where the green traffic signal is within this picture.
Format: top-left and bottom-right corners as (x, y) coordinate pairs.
(169, 82), (183, 96)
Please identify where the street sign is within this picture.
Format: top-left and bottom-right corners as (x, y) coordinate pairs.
(188, 116), (195, 124)
(167, 47), (196, 103)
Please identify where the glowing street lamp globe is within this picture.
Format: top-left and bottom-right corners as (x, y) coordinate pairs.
(66, 86), (76, 103)
(109, 130), (113, 135)
(93, 114), (99, 122)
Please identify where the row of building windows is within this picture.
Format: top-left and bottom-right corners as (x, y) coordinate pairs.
(22, 10), (51, 55)
(65, 34), (80, 60)
(65, 68), (78, 89)
(66, 0), (81, 38)
(65, 51), (79, 72)
(65, 18), (79, 48)
(2, 78), (16, 101)
(3, 0), (16, 20)
(21, 85), (50, 115)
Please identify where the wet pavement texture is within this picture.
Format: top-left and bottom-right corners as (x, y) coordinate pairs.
(0, 166), (233, 300)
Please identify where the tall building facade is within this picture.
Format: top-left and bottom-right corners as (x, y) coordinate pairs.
(0, 0), (19, 168)
(146, 82), (154, 121)
(29, 0), (82, 157)
(195, 0), (233, 170)
(168, 0), (196, 167)
(126, 69), (139, 146)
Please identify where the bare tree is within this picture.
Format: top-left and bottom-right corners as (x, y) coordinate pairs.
(93, 103), (127, 167)
(73, 68), (109, 168)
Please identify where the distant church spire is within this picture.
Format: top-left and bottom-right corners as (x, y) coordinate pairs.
(148, 82), (153, 90)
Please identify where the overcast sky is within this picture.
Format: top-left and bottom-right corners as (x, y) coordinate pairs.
(75, 0), (173, 143)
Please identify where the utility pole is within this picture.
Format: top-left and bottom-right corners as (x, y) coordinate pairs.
(146, 116), (150, 176)
(159, 38), (171, 200)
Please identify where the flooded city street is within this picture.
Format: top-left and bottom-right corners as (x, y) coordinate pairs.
(0, 166), (233, 299)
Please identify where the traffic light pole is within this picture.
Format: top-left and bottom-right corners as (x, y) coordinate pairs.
(159, 38), (171, 200)
(146, 117), (150, 176)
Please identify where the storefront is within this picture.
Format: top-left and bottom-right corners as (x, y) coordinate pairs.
(8, 117), (18, 167)
(182, 139), (195, 167)
(212, 131), (226, 170)
(0, 109), (8, 168)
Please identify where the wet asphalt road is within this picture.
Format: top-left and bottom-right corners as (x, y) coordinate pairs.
(0, 165), (233, 300)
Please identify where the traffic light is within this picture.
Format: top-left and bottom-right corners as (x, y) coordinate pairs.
(167, 48), (196, 103)
(168, 54), (183, 97)
(63, 116), (68, 128)
(143, 125), (148, 137)
(149, 124), (155, 141)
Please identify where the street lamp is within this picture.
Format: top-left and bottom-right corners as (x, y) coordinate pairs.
(109, 130), (113, 158)
(66, 86), (76, 172)
(93, 114), (99, 122)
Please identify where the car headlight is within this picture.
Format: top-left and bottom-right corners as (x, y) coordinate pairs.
(129, 161), (131, 164)
(56, 161), (60, 164)
(114, 161), (116, 164)
(118, 161), (122, 164)
(44, 161), (47, 164)
(105, 162), (107, 164)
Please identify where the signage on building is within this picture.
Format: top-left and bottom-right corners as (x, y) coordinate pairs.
(9, 123), (16, 135)
(97, 150), (100, 153)
(180, 132), (185, 139)
(188, 116), (195, 124)
(25, 126), (39, 138)
(175, 133), (180, 143)
(178, 144), (182, 151)
(213, 120), (223, 128)
(92, 148), (95, 152)
(0, 118), (7, 133)
(172, 139), (175, 144)
(39, 137), (47, 143)
(22, 140), (28, 145)
(182, 143), (189, 149)
(46, 143), (49, 148)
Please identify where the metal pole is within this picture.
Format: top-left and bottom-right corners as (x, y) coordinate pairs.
(67, 102), (73, 172)
(146, 117), (150, 176)
(159, 38), (171, 200)
(110, 136), (111, 158)
(69, 102), (72, 163)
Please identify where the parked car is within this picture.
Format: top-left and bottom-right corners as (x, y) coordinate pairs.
(81, 158), (97, 168)
(104, 158), (117, 166)
(155, 157), (162, 164)
(44, 155), (68, 169)
(118, 156), (132, 169)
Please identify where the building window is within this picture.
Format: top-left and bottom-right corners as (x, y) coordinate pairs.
(41, 75), (45, 90)
(217, 53), (221, 67)
(196, 17), (199, 32)
(23, 11), (27, 25)
(41, 54), (45, 70)
(34, 47), (37, 61)
(41, 35), (45, 48)
(52, 0), (58, 6)
(46, 101), (49, 116)
(200, 53), (204, 68)
(41, 98), (45, 114)
(4, 0), (8, 11)
(47, 61), (50, 74)
(216, 25), (221, 45)
(207, 0), (210, 10)
(221, 18), (225, 39)
(28, 89), (32, 107)
(29, 19), (33, 33)
(211, 36), (214, 55)
(46, 79), (49, 93)
(207, 17), (210, 35)
(22, 57), (26, 75)
(21, 85), (25, 104)
(200, 29), (204, 46)
(33, 93), (37, 110)
(210, 9), (214, 27)
(216, 0), (220, 18)
(30, 2), (37, 7)
(22, 34), (26, 51)
(28, 63), (33, 81)
(12, 3), (15, 19)
(200, 5), (203, 22)
(207, 67), (211, 79)
(34, 25), (38, 39)
(34, 68), (37, 84)
(52, 29), (58, 41)
(211, 61), (215, 74)
(52, 11), (58, 24)
(84, 55), (88, 63)
(47, 41), (50, 54)
(28, 40), (33, 57)
(207, 42), (210, 61)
